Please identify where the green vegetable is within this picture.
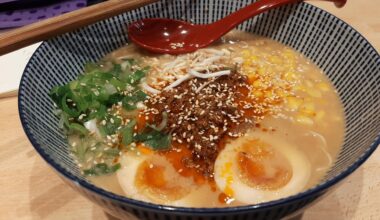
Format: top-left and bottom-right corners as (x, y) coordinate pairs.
(110, 64), (122, 76)
(122, 119), (136, 146)
(99, 115), (122, 135)
(125, 67), (149, 85)
(69, 123), (89, 136)
(106, 93), (124, 106)
(50, 85), (68, 108)
(84, 62), (99, 73)
(88, 104), (107, 120)
(134, 129), (171, 150)
(50, 60), (154, 176)
(60, 94), (80, 117)
(49, 61), (150, 136)
(98, 125), (108, 137)
(72, 142), (88, 162)
(121, 58), (135, 65)
(104, 148), (120, 157)
(109, 78), (124, 90)
(83, 163), (121, 176)
(122, 90), (147, 110)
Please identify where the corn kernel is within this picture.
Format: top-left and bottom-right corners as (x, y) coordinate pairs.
(315, 111), (325, 121)
(257, 67), (266, 75)
(283, 48), (295, 58)
(252, 90), (263, 97)
(243, 60), (251, 67)
(248, 75), (256, 84)
(242, 50), (251, 58)
(284, 72), (297, 81)
(250, 55), (258, 62)
(307, 88), (322, 98)
(317, 82), (330, 92)
(294, 85), (306, 92)
(252, 80), (263, 88)
(265, 90), (276, 99)
(296, 115), (314, 125)
(300, 109), (315, 117)
(306, 80), (313, 88)
(286, 97), (302, 111)
(276, 89), (286, 97)
(304, 97), (312, 102)
(302, 102), (315, 112)
(284, 64), (296, 72)
(269, 56), (282, 64)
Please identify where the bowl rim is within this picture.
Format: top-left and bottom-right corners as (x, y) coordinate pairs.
(18, 2), (380, 214)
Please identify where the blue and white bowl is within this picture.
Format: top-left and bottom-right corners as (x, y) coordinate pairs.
(18, 0), (380, 219)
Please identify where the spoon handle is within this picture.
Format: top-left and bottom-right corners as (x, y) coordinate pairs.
(207, 0), (346, 36)
(0, 0), (158, 56)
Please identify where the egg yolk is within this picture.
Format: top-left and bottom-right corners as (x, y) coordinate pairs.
(135, 161), (190, 201)
(237, 140), (292, 190)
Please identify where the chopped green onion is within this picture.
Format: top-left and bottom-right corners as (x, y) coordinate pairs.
(99, 115), (122, 135)
(134, 129), (171, 150)
(84, 62), (99, 73)
(110, 64), (122, 76)
(104, 148), (120, 157)
(122, 119), (136, 146)
(110, 78), (124, 90)
(126, 68), (148, 84)
(69, 123), (89, 135)
(61, 94), (81, 117)
(122, 90), (147, 110)
(83, 163), (121, 176)
(50, 61), (154, 176)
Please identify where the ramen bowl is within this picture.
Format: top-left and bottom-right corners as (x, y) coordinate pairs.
(18, 0), (379, 219)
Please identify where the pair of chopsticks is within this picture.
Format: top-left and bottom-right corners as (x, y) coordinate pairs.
(0, 0), (158, 56)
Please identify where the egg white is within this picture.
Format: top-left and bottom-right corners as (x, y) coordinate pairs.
(214, 131), (311, 204)
(117, 151), (204, 206)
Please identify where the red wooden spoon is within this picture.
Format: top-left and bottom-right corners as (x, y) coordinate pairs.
(128, 0), (346, 54)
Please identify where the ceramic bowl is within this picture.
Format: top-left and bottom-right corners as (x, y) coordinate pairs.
(18, 0), (380, 219)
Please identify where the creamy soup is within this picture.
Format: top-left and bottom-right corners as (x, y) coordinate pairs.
(50, 31), (344, 207)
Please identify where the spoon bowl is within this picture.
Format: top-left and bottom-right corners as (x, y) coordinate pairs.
(128, 0), (346, 54)
(128, 18), (205, 54)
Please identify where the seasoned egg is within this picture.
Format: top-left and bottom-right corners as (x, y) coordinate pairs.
(214, 132), (311, 204)
(117, 151), (200, 206)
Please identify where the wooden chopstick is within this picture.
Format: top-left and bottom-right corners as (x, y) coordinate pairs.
(0, 0), (158, 56)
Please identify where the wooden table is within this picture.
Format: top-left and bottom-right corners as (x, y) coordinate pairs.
(0, 1), (379, 219)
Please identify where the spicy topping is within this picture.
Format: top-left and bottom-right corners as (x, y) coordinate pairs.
(143, 70), (267, 176)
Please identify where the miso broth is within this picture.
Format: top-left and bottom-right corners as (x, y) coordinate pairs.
(51, 31), (344, 207)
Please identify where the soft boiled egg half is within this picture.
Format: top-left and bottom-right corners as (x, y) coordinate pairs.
(116, 147), (213, 206)
(214, 131), (311, 204)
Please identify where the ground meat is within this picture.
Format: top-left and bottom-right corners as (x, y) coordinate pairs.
(143, 70), (256, 177)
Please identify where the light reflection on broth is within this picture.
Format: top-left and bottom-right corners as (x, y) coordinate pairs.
(77, 31), (344, 207)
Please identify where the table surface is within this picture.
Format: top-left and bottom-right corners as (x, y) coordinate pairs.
(0, 1), (379, 219)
